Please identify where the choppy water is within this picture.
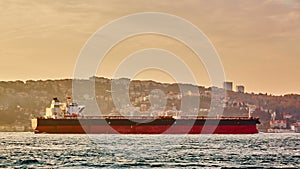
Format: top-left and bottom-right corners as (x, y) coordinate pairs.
(0, 132), (299, 168)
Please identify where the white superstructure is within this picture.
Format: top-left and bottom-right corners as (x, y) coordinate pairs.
(45, 97), (85, 119)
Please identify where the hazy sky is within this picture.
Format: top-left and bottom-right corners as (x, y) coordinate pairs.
(0, 0), (299, 95)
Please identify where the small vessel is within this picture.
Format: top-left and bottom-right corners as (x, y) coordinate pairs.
(32, 98), (260, 134)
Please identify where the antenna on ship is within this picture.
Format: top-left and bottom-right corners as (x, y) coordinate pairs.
(66, 96), (71, 107)
(248, 107), (251, 118)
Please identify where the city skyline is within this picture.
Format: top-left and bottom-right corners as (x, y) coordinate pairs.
(0, 0), (300, 95)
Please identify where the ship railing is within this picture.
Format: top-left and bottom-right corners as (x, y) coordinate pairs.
(180, 116), (258, 120)
(58, 115), (258, 120)
(80, 115), (172, 119)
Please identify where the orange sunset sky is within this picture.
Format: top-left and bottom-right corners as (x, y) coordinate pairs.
(0, 0), (299, 95)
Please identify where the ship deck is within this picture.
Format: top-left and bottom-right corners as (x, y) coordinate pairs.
(44, 115), (259, 121)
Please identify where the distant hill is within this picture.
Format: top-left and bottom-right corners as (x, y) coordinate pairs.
(0, 77), (299, 132)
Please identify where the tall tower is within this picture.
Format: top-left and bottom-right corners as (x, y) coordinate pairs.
(236, 85), (245, 93)
(223, 81), (233, 91)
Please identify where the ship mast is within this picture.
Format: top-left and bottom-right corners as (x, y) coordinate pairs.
(248, 107), (251, 118)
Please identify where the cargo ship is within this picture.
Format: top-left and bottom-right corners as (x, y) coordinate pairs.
(32, 98), (260, 134)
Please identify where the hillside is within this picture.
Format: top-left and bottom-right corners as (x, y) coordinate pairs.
(0, 77), (299, 132)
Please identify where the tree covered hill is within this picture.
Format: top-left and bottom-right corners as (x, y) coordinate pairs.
(0, 77), (299, 132)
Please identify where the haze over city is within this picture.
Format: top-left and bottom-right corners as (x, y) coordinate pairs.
(0, 0), (299, 95)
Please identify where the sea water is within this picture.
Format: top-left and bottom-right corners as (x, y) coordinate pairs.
(0, 132), (299, 168)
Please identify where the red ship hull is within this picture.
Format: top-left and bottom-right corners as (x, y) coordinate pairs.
(32, 117), (260, 134)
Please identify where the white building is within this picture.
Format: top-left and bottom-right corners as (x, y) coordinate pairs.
(223, 82), (233, 91)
